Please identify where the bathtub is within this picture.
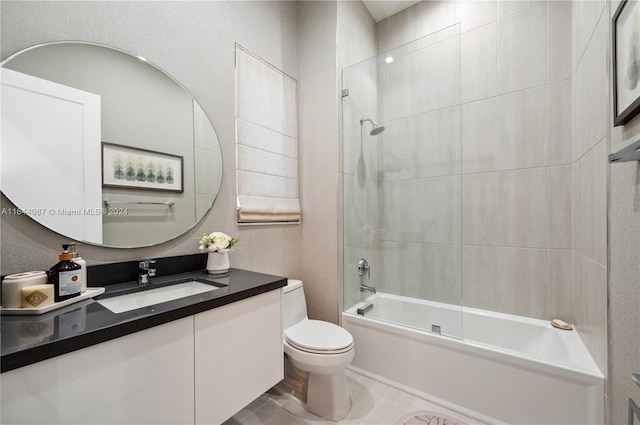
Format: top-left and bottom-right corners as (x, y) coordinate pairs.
(343, 293), (604, 425)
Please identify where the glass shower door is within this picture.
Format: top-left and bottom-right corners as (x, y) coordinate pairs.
(341, 24), (463, 339)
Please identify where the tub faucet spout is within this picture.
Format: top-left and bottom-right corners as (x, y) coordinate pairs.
(360, 283), (376, 294)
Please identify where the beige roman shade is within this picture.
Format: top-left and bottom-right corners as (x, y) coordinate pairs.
(235, 44), (300, 223)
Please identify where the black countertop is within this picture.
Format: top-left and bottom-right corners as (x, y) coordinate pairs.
(1, 267), (287, 373)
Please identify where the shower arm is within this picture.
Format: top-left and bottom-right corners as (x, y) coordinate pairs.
(359, 118), (374, 126)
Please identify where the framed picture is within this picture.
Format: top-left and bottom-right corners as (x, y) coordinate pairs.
(102, 142), (184, 193)
(613, 0), (640, 126)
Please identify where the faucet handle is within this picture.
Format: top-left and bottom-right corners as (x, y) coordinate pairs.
(357, 258), (370, 279)
(139, 259), (156, 270)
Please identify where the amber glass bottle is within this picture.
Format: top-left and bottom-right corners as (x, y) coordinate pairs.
(49, 244), (82, 302)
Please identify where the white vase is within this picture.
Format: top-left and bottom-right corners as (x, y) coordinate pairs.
(206, 252), (230, 274)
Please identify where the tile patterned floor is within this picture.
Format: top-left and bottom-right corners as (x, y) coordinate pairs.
(223, 369), (482, 425)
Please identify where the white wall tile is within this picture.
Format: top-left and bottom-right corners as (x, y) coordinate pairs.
(414, 1), (457, 41)
(573, 252), (607, 373)
(343, 173), (378, 247)
(461, 22), (497, 103)
(549, 248), (573, 323)
(378, 179), (421, 243)
(498, 246), (549, 319)
(572, 13), (607, 160)
(418, 35), (461, 114)
(462, 172), (500, 245)
(497, 3), (547, 94)
(547, 0), (572, 83)
(548, 80), (572, 165)
(498, 86), (548, 170)
(416, 106), (461, 178)
(378, 0), (456, 53)
(419, 175), (462, 244)
(497, 0), (545, 20)
(549, 165), (572, 249)
(378, 241), (423, 298)
(422, 243), (462, 304)
(378, 115), (418, 181)
(386, 47), (421, 120)
(576, 139), (607, 265)
(499, 168), (549, 248)
(463, 244), (499, 311)
(461, 97), (498, 174)
(572, 0), (604, 74)
(455, 0), (497, 33)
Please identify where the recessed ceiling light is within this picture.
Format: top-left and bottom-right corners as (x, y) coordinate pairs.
(385, 56), (394, 64)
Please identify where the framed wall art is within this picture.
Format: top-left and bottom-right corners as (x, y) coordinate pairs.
(613, 0), (640, 126)
(102, 142), (183, 193)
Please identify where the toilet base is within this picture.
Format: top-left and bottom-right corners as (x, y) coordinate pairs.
(276, 354), (352, 422)
(306, 371), (351, 421)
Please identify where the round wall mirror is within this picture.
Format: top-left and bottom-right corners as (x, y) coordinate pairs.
(1, 42), (222, 248)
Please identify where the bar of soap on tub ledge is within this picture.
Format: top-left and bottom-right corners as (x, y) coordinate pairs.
(551, 318), (573, 330)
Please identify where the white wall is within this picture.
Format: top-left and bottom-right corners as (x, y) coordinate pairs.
(1, 1), (303, 280)
(298, 1), (340, 323)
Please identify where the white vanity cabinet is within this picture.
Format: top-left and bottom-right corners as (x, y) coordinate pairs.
(1, 317), (195, 424)
(195, 289), (283, 424)
(0, 289), (283, 425)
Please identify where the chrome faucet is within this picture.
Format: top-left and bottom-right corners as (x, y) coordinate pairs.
(360, 283), (376, 294)
(138, 260), (156, 286)
(357, 258), (370, 279)
(357, 258), (376, 294)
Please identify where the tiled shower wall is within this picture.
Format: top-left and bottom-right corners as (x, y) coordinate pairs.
(375, 1), (574, 319)
(341, 0), (608, 376)
(571, 0), (608, 379)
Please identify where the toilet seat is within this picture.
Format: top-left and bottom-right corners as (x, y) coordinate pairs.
(284, 319), (353, 354)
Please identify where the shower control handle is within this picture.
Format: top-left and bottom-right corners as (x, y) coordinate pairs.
(357, 258), (370, 280)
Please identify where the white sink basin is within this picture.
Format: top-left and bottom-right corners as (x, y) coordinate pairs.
(96, 280), (221, 313)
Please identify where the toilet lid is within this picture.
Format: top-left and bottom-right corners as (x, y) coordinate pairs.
(284, 319), (353, 354)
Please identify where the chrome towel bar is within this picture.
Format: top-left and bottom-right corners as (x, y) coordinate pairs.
(610, 139), (640, 163)
(104, 200), (175, 207)
(629, 373), (640, 425)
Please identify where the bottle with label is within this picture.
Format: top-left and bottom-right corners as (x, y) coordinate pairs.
(49, 244), (82, 302)
(70, 243), (87, 293)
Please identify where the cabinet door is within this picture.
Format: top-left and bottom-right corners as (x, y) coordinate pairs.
(1, 317), (194, 424)
(195, 290), (283, 424)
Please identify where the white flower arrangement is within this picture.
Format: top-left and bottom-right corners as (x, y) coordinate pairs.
(198, 231), (239, 253)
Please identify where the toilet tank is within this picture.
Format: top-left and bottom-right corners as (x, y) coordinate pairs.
(282, 279), (308, 330)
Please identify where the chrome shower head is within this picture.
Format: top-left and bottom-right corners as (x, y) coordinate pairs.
(360, 117), (386, 136)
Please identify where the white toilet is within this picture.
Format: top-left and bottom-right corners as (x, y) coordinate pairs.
(278, 279), (355, 421)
